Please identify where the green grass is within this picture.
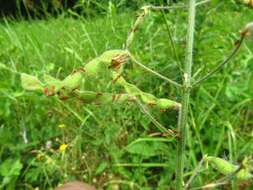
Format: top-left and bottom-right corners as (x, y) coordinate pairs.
(0, 1), (253, 189)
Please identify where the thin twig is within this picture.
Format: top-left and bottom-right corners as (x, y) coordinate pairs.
(184, 155), (207, 189)
(135, 98), (177, 137)
(161, 11), (184, 75)
(192, 35), (245, 87)
(128, 52), (182, 88)
(190, 181), (227, 190)
(215, 164), (243, 184)
(126, 7), (149, 49)
(143, 0), (211, 11)
(195, 0), (212, 6)
(190, 165), (243, 190)
(114, 163), (169, 168)
(143, 5), (186, 11)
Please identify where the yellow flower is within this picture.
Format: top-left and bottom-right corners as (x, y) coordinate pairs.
(59, 144), (68, 152)
(58, 124), (66, 128)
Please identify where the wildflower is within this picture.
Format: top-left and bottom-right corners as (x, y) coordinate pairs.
(59, 144), (68, 152)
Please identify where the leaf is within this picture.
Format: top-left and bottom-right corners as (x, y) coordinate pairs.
(21, 73), (44, 91)
(126, 138), (171, 157)
(0, 159), (23, 177)
(95, 161), (108, 175)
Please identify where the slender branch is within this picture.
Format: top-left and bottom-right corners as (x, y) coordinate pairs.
(143, 5), (186, 11)
(129, 52), (182, 88)
(184, 155), (207, 189)
(190, 164), (243, 190)
(195, 0), (211, 6)
(190, 181), (227, 190)
(114, 163), (169, 168)
(192, 36), (245, 87)
(176, 0), (196, 189)
(126, 7), (149, 49)
(135, 98), (178, 137)
(161, 11), (184, 74)
(143, 0), (211, 11)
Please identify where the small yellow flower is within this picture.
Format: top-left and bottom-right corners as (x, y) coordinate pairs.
(59, 144), (68, 152)
(58, 124), (66, 128)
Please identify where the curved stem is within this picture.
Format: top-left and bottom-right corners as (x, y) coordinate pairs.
(192, 36), (245, 87)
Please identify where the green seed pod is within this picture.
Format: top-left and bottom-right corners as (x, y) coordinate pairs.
(84, 50), (128, 76)
(156, 98), (180, 110)
(84, 57), (103, 76)
(236, 168), (252, 181)
(43, 74), (63, 93)
(21, 50), (179, 111)
(75, 90), (134, 105)
(206, 156), (253, 181)
(206, 156), (237, 175)
(112, 72), (179, 110)
(21, 73), (44, 91)
(62, 71), (83, 91)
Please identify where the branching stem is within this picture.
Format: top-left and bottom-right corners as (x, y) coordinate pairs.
(176, 0), (196, 189)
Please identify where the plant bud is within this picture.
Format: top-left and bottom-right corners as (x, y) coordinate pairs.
(206, 156), (253, 181)
(241, 22), (253, 37)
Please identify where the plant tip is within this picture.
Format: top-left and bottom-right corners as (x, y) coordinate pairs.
(241, 22), (253, 37)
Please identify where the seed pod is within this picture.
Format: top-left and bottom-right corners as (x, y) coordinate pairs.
(62, 71), (83, 91)
(206, 156), (253, 181)
(43, 74), (63, 94)
(75, 90), (134, 105)
(21, 73), (44, 91)
(21, 49), (179, 111)
(112, 72), (180, 110)
(236, 168), (252, 181)
(84, 50), (128, 76)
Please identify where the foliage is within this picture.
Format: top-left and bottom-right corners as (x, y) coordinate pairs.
(0, 1), (253, 190)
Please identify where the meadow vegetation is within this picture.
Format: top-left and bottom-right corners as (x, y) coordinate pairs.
(0, 1), (253, 189)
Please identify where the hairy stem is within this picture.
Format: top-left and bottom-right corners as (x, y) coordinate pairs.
(176, 0), (196, 189)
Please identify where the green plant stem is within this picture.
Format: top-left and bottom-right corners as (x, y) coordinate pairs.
(176, 0), (196, 189)
(129, 53), (182, 88)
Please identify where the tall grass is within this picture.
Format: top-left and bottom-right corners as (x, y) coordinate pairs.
(0, 1), (253, 189)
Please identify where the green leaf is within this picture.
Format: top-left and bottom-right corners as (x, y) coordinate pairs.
(0, 159), (23, 177)
(95, 161), (108, 175)
(126, 138), (171, 157)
